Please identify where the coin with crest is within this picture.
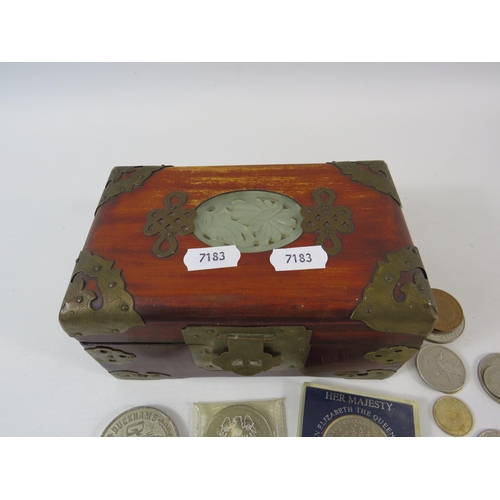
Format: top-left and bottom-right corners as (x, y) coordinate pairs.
(102, 406), (179, 437)
(204, 405), (273, 437)
(416, 345), (466, 393)
(323, 415), (386, 437)
(433, 396), (473, 436)
(432, 289), (464, 332)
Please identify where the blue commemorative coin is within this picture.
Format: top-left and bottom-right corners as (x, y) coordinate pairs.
(299, 383), (419, 437)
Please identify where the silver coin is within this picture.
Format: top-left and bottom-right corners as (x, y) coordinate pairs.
(102, 406), (179, 437)
(323, 415), (386, 437)
(426, 318), (465, 344)
(478, 354), (500, 404)
(416, 345), (466, 393)
(204, 405), (273, 437)
(484, 365), (500, 399)
(478, 429), (500, 437)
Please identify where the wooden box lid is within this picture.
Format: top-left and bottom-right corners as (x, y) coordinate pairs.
(59, 161), (437, 347)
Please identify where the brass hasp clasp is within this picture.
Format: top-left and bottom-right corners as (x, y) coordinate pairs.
(182, 326), (312, 376)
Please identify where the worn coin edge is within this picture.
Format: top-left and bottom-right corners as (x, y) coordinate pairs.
(477, 429), (500, 437)
(426, 318), (465, 344)
(483, 365), (500, 399)
(477, 354), (500, 404)
(101, 405), (179, 437)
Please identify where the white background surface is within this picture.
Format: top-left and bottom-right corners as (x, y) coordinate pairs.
(1, 63), (499, 439)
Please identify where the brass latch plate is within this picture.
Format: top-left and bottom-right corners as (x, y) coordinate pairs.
(182, 326), (312, 376)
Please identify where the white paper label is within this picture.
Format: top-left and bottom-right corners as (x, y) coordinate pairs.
(183, 245), (241, 271)
(270, 245), (328, 271)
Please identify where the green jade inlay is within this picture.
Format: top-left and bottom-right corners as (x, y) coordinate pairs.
(193, 190), (303, 253)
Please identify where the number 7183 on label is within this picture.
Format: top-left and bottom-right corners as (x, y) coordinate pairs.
(183, 245), (241, 271)
(270, 245), (328, 271)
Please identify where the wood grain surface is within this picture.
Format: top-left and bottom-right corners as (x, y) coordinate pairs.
(70, 163), (428, 377)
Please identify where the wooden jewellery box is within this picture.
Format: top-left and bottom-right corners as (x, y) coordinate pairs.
(59, 161), (438, 380)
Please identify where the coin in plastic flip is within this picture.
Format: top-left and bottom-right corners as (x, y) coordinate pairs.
(102, 406), (179, 437)
(204, 405), (273, 437)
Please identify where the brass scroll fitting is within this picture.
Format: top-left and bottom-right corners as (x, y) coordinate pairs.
(351, 246), (438, 335)
(144, 191), (196, 258)
(329, 160), (402, 206)
(182, 326), (312, 376)
(364, 345), (419, 364)
(110, 371), (171, 380)
(59, 250), (144, 338)
(85, 346), (136, 364)
(300, 187), (354, 256)
(97, 165), (170, 210)
(333, 369), (396, 380)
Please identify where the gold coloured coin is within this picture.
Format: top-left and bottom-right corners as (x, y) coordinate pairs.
(432, 289), (464, 332)
(323, 415), (386, 437)
(101, 406), (179, 437)
(432, 396), (473, 436)
(204, 405), (273, 437)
